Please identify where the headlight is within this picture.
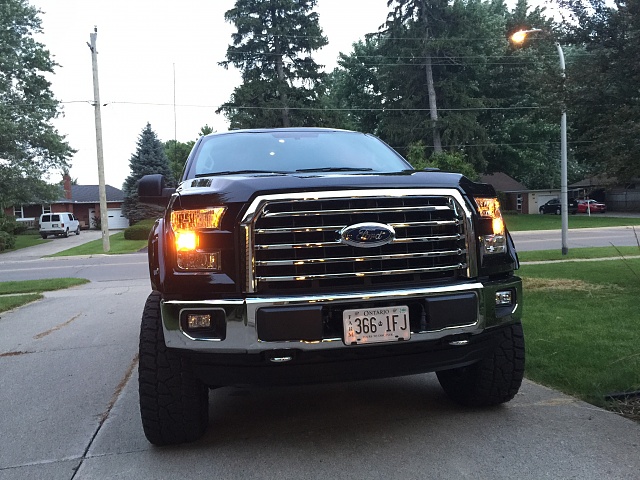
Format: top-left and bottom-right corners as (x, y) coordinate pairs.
(170, 207), (226, 270)
(474, 197), (506, 255)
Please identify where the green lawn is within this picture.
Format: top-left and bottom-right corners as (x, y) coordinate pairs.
(5, 233), (49, 251)
(49, 231), (147, 257)
(0, 278), (89, 313)
(519, 246), (640, 263)
(504, 213), (640, 231)
(519, 258), (640, 413)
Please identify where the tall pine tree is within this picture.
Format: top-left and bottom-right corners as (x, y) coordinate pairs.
(217, 0), (328, 129)
(122, 123), (173, 224)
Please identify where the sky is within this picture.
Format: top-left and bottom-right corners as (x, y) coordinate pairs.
(32, 0), (393, 189)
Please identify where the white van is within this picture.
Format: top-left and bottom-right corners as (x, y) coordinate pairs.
(39, 212), (80, 238)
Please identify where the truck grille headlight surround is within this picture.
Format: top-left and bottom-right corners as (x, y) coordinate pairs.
(170, 208), (226, 270)
(474, 197), (506, 255)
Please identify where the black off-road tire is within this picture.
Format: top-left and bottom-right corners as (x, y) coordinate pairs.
(138, 291), (209, 445)
(41, 233), (47, 239)
(436, 323), (525, 407)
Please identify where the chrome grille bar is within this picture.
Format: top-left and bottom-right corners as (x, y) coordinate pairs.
(255, 249), (466, 266)
(256, 263), (468, 282)
(254, 234), (463, 250)
(261, 205), (452, 218)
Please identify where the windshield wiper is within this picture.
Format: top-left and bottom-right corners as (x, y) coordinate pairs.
(195, 170), (288, 177)
(295, 167), (374, 173)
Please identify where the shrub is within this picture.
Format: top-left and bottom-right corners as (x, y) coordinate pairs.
(124, 223), (153, 240)
(0, 231), (16, 251)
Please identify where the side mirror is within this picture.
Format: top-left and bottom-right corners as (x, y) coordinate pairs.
(138, 174), (176, 205)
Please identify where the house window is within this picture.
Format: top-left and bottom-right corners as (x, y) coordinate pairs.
(516, 194), (522, 212)
(13, 205), (24, 218)
(42, 205), (52, 214)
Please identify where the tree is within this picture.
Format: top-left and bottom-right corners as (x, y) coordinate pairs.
(164, 125), (215, 182)
(122, 123), (173, 224)
(217, 0), (329, 128)
(556, 0), (640, 181)
(164, 140), (194, 183)
(0, 0), (74, 209)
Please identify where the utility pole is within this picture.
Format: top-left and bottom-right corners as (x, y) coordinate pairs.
(87, 27), (110, 252)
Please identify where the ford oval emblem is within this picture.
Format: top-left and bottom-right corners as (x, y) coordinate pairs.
(339, 223), (396, 248)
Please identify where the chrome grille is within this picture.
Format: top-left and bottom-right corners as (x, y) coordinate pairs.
(244, 189), (474, 293)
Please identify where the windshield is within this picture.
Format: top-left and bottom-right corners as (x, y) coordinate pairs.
(186, 130), (411, 178)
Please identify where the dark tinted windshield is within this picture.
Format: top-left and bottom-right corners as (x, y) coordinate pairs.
(186, 130), (411, 178)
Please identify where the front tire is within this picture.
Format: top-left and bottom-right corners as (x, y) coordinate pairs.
(437, 323), (525, 407)
(75, 227), (80, 235)
(138, 292), (209, 445)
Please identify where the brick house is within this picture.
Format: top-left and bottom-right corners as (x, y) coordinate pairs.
(5, 174), (128, 229)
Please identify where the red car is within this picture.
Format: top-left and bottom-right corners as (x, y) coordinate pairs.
(577, 199), (606, 213)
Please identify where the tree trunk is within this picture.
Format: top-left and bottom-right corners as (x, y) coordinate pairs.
(274, 39), (290, 127)
(425, 53), (442, 153)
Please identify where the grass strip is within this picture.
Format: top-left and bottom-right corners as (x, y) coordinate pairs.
(0, 278), (89, 295)
(49, 232), (147, 257)
(0, 294), (43, 313)
(518, 246), (640, 263)
(504, 214), (640, 232)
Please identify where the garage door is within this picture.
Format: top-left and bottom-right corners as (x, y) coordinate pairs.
(107, 209), (129, 229)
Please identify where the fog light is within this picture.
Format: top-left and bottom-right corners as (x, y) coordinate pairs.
(495, 290), (513, 305)
(482, 234), (506, 254)
(187, 314), (212, 329)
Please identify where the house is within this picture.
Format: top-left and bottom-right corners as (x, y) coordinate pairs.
(480, 172), (529, 213)
(481, 172), (586, 214)
(5, 174), (129, 229)
(570, 175), (640, 211)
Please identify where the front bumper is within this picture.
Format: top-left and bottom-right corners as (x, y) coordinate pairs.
(160, 278), (521, 385)
(161, 277), (521, 349)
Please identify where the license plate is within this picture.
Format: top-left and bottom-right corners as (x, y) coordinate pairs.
(52, 223), (58, 227)
(343, 305), (410, 345)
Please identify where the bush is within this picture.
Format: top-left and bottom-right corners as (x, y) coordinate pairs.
(0, 231), (16, 251)
(124, 222), (153, 240)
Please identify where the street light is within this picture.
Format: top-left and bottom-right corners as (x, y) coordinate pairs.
(511, 28), (569, 255)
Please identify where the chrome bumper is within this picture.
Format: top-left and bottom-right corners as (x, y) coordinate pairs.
(160, 279), (522, 353)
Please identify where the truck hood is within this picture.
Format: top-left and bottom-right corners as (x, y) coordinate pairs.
(173, 171), (494, 206)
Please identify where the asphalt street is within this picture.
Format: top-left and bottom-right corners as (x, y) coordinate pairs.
(0, 228), (639, 479)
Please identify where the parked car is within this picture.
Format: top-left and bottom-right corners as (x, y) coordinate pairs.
(539, 198), (578, 215)
(577, 199), (606, 213)
(39, 212), (80, 238)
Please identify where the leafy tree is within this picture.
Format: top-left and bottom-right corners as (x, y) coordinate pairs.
(406, 141), (479, 180)
(122, 123), (173, 224)
(164, 125), (216, 182)
(556, 0), (640, 181)
(164, 140), (194, 183)
(331, 0), (510, 175)
(218, 0), (329, 128)
(482, 0), (572, 189)
(0, 0), (74, 209)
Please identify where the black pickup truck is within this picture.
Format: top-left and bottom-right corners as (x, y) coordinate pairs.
(137, 128), (524, 445)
